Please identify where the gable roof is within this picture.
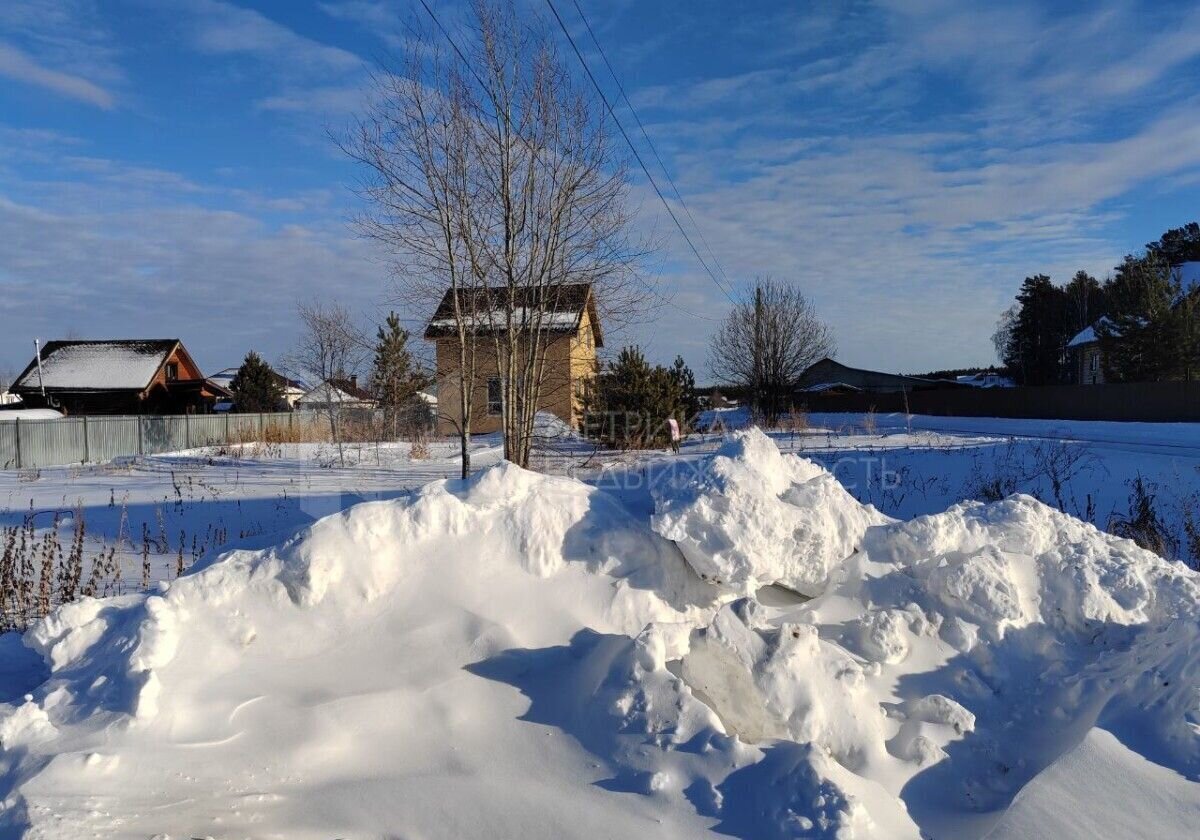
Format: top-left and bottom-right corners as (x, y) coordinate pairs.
(1067, 316), (1120, 349)
(1176, 261), (1200, 292)
(208, 366), (309, 392)
(12, 340), (193, 393)
(298, 378), (375, 404)
(424, 283), (603, 347)
(799, 358), (964, 393)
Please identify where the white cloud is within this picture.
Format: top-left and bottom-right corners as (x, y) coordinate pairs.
(0, 5), (117, 108)
(257, 84), (370, 115)
(183, 0), (363, 73)
(591, 0), (1200, 371)
(0, 42), (114, 109)
(0, 190), (389, 373)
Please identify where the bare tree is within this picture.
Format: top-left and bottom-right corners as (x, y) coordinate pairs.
(341, 0), (647, 473)
(290, 301), (368, 467)
(708, 277), (835, 426)
(992, 304), (1018, 365)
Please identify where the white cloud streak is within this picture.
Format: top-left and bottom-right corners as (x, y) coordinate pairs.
(0, 41), (114, 108)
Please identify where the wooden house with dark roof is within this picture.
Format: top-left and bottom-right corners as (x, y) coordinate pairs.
(11, 339), (229, 415)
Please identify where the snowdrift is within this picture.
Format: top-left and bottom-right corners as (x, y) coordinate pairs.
(652, 429), (891, 596)
(1, 430), (1197, 839)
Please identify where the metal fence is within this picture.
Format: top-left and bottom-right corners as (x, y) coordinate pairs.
(796, 380), (1200, 422)
(0, 411), (340, 470)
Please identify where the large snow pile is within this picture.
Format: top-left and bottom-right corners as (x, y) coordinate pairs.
(678, 495), (1200, 836)
(1, 433), (1198, 839)
(652, 428), (890, 596)
(0, 464), (718, 838)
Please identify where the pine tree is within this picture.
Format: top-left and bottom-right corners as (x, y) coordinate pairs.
(593, 346), (684, 448)
(1100, 254), (1180, 382)
(371, 312), (426, 434)
(230, 351), (284, 413)
(667, 355), (699, 426)
(1146, 222), (1200, 266)
(1062, 270), (1106, 335)
(1003, 275), (1070, 385)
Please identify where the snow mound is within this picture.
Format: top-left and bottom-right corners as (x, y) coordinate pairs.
(3, 437), (1199, 839)
(860, 494), (1200, 642)
(673, 490), (1200, 838)
(22, 462), (712, 728)
(1, 463), (723, 838)
(652, 428), (890, 596)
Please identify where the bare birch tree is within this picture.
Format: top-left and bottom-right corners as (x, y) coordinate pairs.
(291, 301), (368, 468)
(709, 277), (835, 426)
(341, 0), (646, 472)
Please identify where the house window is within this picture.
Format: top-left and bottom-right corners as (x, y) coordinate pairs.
(487, 377), (502, 415)
(165, 362), (179, 381)
(1090, 353), (1099, 373)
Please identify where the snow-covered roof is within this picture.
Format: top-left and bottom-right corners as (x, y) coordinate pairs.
(1176, 261), (1200, 291)
(0, 408), (65, 421)
(208, 366), (308, 392)
(424, 283), (603, 347)
(802, 381), (861, 393)
(296, 379), (375, 405)
(1067, 317), (1114, 349)
(13, 340), (178, 392)
(427, 310), (582, 331)
(955, 373), (1015, 388)
(1067, 326), (1098, 348)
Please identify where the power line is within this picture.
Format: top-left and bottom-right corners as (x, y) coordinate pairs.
(412, 0), (733, 319)
(541, 0), (738, 305)
(566, 0), (733, 290)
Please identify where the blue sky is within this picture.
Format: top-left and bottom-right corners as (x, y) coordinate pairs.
(3, 0), (1200, 380)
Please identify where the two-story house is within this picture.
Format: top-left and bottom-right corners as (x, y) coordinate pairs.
(424, 283), (602, 436)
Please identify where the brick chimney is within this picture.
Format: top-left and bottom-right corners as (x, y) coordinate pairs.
(349, 374), (358, 391)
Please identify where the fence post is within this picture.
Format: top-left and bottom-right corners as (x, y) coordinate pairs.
(137, 415), (144, 456)
(185, 412), (191, 448)
(13, 417), (20, 470)
(225, 412), (230, 444)
(259, 412), (264, 440)
(82, 416), (90, 463)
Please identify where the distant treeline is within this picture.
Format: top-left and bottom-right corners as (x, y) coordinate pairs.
(912, 365), (1008, 380)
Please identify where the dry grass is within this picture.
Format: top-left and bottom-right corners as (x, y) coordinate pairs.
(1, 503), (232, 633)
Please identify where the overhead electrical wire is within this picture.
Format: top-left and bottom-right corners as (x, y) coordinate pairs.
(542, 0), (738, 305)
(566, 0), (734, 292)
(413, 0), (734, 319)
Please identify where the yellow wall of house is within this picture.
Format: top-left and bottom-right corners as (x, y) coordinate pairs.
(433, 320), (598, 436)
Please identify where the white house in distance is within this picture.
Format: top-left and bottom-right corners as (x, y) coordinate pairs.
(207, 366), (310, 409)
(1066, 319), (1110, 385)
(295, 376), (377, 411)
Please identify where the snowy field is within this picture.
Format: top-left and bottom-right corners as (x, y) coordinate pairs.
(0, 416), (1198, 837)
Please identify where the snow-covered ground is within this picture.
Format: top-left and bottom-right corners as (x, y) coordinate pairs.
(1, 420), (1198, 838)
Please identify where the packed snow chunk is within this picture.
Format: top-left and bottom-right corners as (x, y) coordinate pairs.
(862, 494), (1200, 641)
(0, 696), (56, 749)
(652, 428), (891, 597)
(680, 602), (895, 774)
(844, 607), (925, 665)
